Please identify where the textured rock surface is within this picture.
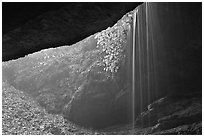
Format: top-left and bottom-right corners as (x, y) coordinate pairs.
(2, 9), (135, 129)
(2, 81), (102, 135)
(135, 93), (202, 134)
(153, 122), (202, 135)
(2, 2), (202, 134)
(3, 3), (141, 61)
(101, 94), (202, 135)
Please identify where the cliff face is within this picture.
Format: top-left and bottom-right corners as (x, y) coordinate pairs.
(3, 3), (142, 61)
(3, 9), (135, 128)
(2, 2), (202, 133)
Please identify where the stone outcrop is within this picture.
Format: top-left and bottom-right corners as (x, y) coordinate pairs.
(135, 93), (202, 134)
(3, 3), (141, 61)
(100, 94), (202, 135)
(2, 2), (202, 133)
(2, 9), (135, 129)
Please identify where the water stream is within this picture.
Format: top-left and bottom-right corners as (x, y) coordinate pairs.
(131, 2), (158, 131)
(132, 7), (137, 132)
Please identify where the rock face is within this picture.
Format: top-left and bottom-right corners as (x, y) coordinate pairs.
(3, 3), (142, 61)
(2, 81), (102, 135)
(135, 93), (202, 133)
(153, 122), (202, 135)
(3, 9), (135, 129)
(100, 94), (202, 135)
(2, 2), (202, 133)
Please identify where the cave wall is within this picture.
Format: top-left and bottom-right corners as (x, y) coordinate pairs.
(2, 2), (142, 61)
(2, 2), (202, 129)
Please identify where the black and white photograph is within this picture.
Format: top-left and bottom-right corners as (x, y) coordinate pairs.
(2, 1), (202, 135)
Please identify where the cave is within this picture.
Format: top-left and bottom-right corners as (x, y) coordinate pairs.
(2, 2), (202, 135)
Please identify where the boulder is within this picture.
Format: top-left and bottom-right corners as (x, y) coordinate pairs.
(135, 93), (202, 134)
(152, 122), (202, 135)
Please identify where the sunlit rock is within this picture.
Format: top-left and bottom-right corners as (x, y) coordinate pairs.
(2, 2), (202, 133)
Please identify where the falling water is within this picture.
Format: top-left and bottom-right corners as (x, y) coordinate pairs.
(146, 2), (151, 127)
(132, 8), (137, 133)
(131, 2), (158, 132)
(132, 6), (144, 133)
(137, 6), (143, 125)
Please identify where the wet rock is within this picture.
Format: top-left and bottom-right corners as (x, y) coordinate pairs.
(153, 122), (202, 135)
(135, 94), (202, 134)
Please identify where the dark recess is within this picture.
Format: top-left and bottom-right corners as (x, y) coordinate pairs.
(2, 2), (143, 61)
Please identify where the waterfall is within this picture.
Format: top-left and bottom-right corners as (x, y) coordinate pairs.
(131, 2), (158, 130)
(146, 2), (151, 127)
(132, 8), (137, 132)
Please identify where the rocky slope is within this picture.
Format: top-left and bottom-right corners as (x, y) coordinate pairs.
(2, 81), (102, 135)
